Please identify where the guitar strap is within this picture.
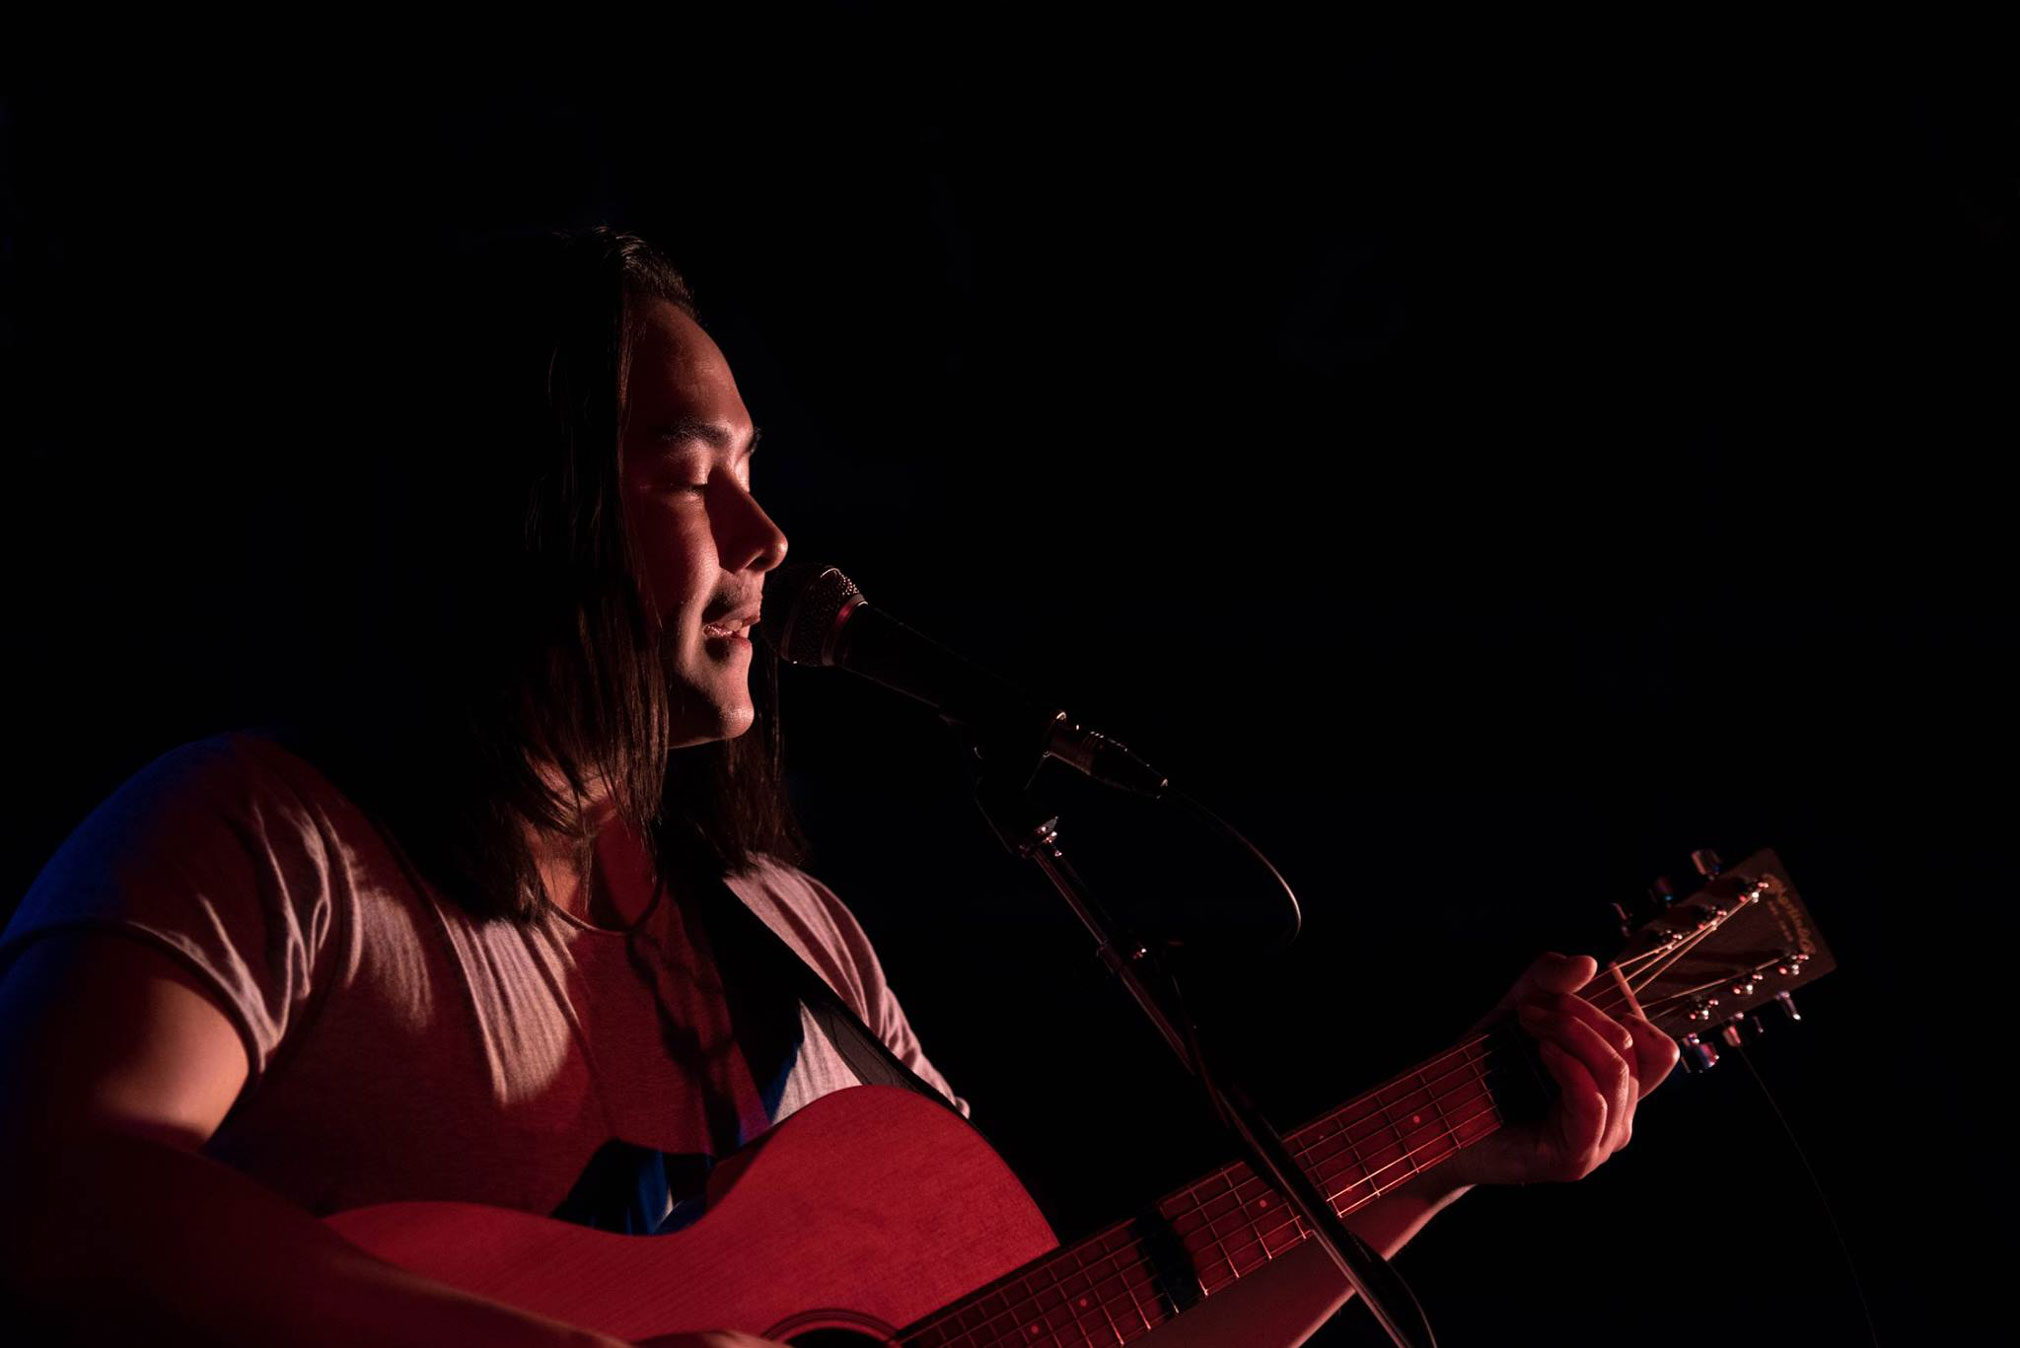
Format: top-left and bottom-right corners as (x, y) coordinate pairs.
(697, 873), (968, 1120)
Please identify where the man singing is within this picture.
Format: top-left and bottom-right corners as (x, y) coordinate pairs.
(0, 228), (1676, 1346)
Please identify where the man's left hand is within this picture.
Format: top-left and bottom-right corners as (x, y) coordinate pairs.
(1433, 952), (1680, 1190)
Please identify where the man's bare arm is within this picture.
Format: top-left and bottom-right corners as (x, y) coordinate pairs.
(0, 932), (729, 1346)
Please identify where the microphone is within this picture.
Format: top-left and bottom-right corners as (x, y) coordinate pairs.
(759, 563), (1168, 798)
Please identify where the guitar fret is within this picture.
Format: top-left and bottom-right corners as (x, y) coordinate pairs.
(1310, 1045), (1495, 1202)
(959, 1296), (991, 1341)
(1416, 1063), (1462, 1160)
(1201, 1179), (1259, 1286)
(1112, 1248), (1157, 1336)
(1165, 1176), (1225, 1275)
(1028, 1268), (1075, 1345)
(945, 1273), (1024, 1347)
(1066, 1253), (1131, 1348)
(1378, 1073), (1433, 1181)
(1063, 1243), (1122, 1345)
(1023, 1280), (1063, 1344)
(930, 1227), (1137, 1348)
(1088, 1225), (1173, 1339)
(985, 1286), (1027, 1347)
(1165, 1172), (1245, 1293)
(1186, 1167), (1304, 1295)
(1460, 1042), (1502, 1142)
(1052, 1274), (1101, 1348)
(1360, 1079), (1415, 1193)
(1090, 1261), (1139, 1341)
(1172, 1043), (1498, 1289)
(1085, 1229), (1164, 1340)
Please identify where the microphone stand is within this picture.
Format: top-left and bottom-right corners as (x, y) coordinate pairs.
(967, 761), (1436, 1348)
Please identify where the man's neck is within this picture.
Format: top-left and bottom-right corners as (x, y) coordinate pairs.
(530, 799), (661, 930)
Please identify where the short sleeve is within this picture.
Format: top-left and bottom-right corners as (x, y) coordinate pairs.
(0, 734), (341, 1082)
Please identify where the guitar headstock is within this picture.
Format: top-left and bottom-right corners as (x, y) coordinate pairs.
(1612, 848), (1834, 1070)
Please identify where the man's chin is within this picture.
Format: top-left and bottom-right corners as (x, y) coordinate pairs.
(661, 656), (756, 746)
(666, 701), (756, 749)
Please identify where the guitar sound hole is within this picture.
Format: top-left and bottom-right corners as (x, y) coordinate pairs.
(783, 1331), (887, 1347)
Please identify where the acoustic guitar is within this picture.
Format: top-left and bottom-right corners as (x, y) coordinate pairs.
(327, 848), (1832, 1346)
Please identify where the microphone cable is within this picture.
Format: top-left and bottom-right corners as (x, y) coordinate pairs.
(1162, 786), (1305, 953)
(1730, 1042), (1883, 1347)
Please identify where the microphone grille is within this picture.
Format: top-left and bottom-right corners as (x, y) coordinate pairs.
(760, 563), (863, 666)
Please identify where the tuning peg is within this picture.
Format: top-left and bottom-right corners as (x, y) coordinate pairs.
(1691, 849), (1723, 878)
(1679, 1033), (1720, 1073)
(1775, 990), (1801, 1022)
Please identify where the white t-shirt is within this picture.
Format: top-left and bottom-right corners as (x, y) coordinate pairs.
(0, 732), (964, 1232)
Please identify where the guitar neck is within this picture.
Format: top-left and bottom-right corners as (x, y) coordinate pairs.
(896, 854), (1828, 1347)
(897, 1016), (1532, 1348)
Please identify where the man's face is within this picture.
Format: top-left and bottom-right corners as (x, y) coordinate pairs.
(620, 299), (788, 746)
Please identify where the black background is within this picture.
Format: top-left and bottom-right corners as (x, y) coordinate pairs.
(5, 24), (2011, 1345)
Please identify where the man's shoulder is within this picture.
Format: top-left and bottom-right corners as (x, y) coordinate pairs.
(42, 731), (390, 897)
(721, 857), (881, 984)
(724, 855), (843, 923)
(110, 730), (353, 829)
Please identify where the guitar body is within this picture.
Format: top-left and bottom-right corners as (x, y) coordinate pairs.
(327, 1086), (1057, 1345)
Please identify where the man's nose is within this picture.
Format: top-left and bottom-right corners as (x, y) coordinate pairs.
(717, 480), (789, 574)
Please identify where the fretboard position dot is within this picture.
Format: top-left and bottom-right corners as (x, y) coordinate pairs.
(1410, 1114), (1421, 1126)
(1256, 1198), (1270, 1210)
(1078, 1297), (1090, 1308)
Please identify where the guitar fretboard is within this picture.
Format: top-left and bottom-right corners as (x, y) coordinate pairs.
(900, 1034), (1507, 1347)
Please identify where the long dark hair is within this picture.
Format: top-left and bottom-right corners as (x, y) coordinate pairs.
(288, 226), (801, 921)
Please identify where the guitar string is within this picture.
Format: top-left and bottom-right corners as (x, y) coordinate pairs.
(920, 1232), (1162, 1348)
(1613, 897), (1761, 994)
(918, 1042), (1496, 1346)
(1041, 1058), (1543, 1348)
(1166, 1049), (1503, 1289)
(1107, 963), (1676, 1338)
(916, 1043), (1509, 1348)
(1167, 958), (1696, 1333)
(1193, 1039), (1497, 1237)
(929, 1013), (1656, 1348)
(922, 1085), (1517, 1348)
(908, 1041), (1506, 1346)
(1057, 1237), (1147, 1343)
(1612, 929), (1714, 975)
(1052, 1237), (1156, 1347)
(913, 995), (1634, 1348)
(1163, 967), (1679, 1291)
(1621, 906), (1795, 1025)
(1633, 963), (1789, 1020)
(1197, 1090), (1510, 1287)
(1005, 1076), (1513, 1348)
(911, 966), (1665, 1347)
(1122, 970), (1661, 1319)
(1192, 1098), (1508, 1302)
(1617, 926), (1727, 994)
(1009, 1244), (1128, 1348)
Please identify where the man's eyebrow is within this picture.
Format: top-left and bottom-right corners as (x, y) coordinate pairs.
(651, 416), (762, 457)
